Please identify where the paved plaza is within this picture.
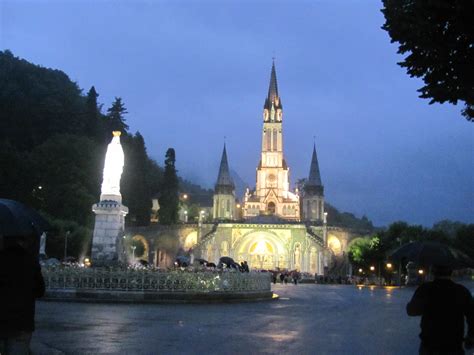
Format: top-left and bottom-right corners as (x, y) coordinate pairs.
(31, 283), (472, 354)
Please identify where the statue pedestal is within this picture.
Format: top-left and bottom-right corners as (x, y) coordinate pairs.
(91, 199), (128, 264)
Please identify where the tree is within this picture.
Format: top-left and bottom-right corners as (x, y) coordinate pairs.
(158, 148), (179, 225)
(348, 235), (387, 273)
(30, 134), (101, 226)
(0, 50), (85, 150)
(381, 0), (474, 121)
(106, 97), (129, 133)
(454, 224), (474, 260)
(433, 219), (465, 238)
(121, 132), (152, 226)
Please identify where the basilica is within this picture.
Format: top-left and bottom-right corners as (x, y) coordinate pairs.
(213, 61), (324, 223)
(92, 62), (359, 274)
(186, 62), (353, 274)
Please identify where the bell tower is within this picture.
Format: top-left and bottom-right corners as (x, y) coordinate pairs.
(243, 61), (300, 220)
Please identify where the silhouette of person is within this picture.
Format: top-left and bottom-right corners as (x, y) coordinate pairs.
(406, 264), (474, 354)
(0, 237), (45, 354)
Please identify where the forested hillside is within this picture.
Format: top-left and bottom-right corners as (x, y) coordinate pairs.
(0, 50), (211, 258)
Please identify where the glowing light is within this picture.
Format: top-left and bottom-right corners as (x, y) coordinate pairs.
(370, 266), (375, 271)
(386, 263), (392, 269)
(358, 268), (363, 273)
(418, 269), (424, 275)
(327, 235), (342, 254)
(183, 194), (188, 199)
(250, 240), (274, 255)
(236, 204), (241, 208)
(101, 132), (124, 201)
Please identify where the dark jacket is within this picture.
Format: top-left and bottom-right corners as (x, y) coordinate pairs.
(0, 246), (45, 333)
(407, 278), (474, 351)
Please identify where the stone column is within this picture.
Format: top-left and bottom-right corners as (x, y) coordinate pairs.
(91, 200), (128, 264)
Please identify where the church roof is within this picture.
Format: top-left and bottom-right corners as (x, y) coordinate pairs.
(215, 144), (235, 191)
(307, 143), (323, 187)
(264, 60), (283, 110)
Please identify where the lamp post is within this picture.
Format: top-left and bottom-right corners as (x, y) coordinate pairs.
(396, 237), (402, 287)
(64, 230), (70, 261)
(184, 210), (188, 223)
(131, 245), (136, 260)
(386, 263), (393, 285)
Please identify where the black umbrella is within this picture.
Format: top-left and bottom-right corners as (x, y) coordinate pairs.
(175, 255), (190, 266)
(218, 256), (240, 269)
(0, 199), (50, 254)
(389, 241), (473, 269)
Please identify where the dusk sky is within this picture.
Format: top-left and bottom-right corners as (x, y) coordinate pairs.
(1, 1), (472, 227)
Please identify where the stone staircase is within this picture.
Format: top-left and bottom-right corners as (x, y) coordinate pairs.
(194, 222), (219, 248)
(305, 224), (325, 247)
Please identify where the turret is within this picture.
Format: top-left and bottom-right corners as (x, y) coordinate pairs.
(303, 143), (325, 221)
(213, 144), (236, 220)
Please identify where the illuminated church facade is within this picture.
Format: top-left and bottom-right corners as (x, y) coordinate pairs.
(188, 62), (339, 273)
(121, 62), (358, 274)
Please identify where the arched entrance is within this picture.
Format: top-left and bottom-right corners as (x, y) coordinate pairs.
(130, 235), (149, 261)
(249, 240), (274, 269)
(267, 202), (276, 215)
(235, 230), (286, 270)
(183, 231), (197, 251)
(327, 235), (342, 255)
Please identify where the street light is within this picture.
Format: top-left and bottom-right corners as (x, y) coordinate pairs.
(386, 263), (392, 269)
(358, 268), (363, 273)
(131, 245), (137, 260)
(370, 266), (375, 271)
(183, 194), (188, 200)
(418, 269), (424, 275)
(184, 210), (188, 223)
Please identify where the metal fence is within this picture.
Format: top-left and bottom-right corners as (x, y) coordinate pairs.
(43, 268), (271, 293)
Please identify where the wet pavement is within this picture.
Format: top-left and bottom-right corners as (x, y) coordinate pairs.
(32, 284), (428, 354)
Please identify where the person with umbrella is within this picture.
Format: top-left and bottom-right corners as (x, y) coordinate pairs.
(0, 199), (48, 354)
(406, 264), (474, 354)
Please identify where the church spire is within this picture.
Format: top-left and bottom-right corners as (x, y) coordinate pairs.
(215, 144), (234, 192)
(307, 143), (322, 186)
(264, 60), (282, 110)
